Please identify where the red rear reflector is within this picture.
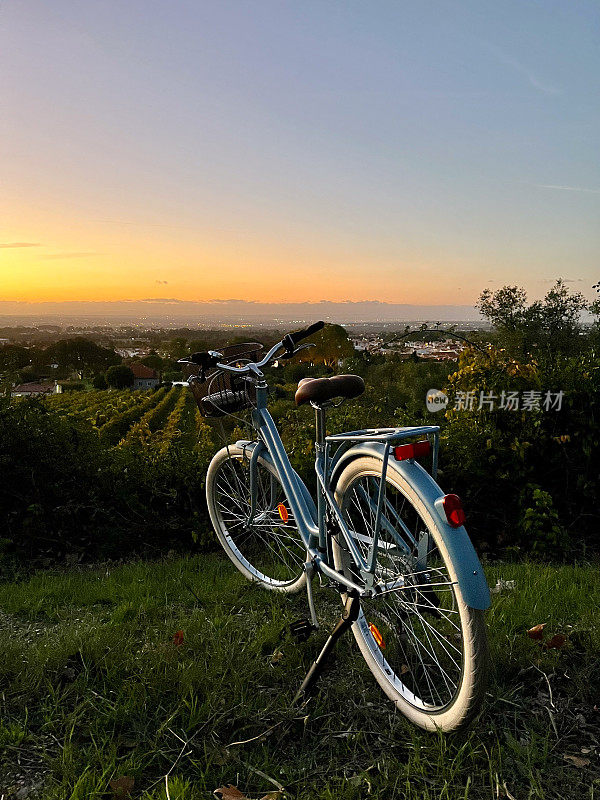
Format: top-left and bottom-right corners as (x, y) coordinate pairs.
(393, 440), (431, 461)
(277, 503), (289, 523)
(368, 622), (386, 649)
(442, 494), (466, 528)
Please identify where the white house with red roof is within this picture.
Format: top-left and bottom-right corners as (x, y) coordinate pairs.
(11, 381), (55, 397)
(130, 362), (159, 390)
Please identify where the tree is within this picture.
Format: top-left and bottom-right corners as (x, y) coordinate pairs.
(0, 345), (31, 395)
(477, 279), (588, 361)
(141, 352), (164, 371)
(106, 365), (134, 389)
(476, 286), (528, 331)
(45, 338), (120, 376)
(187, 339), (210, 355)
(168, 338), (188, 360)
(0, 345), (30, 372)
(93, 373), (108, 390)
(537, 278), (587, 342)
(300, 324), (355, 369)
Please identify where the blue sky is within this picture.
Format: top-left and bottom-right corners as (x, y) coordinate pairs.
(1, 0), (599, 307)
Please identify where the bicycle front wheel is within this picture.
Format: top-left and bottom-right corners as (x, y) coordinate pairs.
(332, 456), (488, 731)
(206, 445), (306, 592)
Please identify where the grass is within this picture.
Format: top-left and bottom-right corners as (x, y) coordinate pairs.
(0, 555), (599, 799)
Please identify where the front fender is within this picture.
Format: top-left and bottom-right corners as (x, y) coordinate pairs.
(235, 440), (318, 523)
(330, 442), (490, 610)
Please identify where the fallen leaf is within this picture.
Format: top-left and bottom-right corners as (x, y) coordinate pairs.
(270, 649), (284, 664)
(563, 754), (590, 768)
(109, 776), (135, 797)
(527, 623), (546, 641)
(544, 633), (567, 650)
(260, 793), (283, 800)
(214, 785), (247, 800)
(172, 630), (184, 646)
(400, 664), (410, 675)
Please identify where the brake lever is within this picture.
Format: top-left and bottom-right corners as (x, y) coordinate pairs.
(279, 343), (315, 361)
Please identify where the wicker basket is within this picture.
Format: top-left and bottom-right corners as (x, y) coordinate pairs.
(187, 342), (263, 418)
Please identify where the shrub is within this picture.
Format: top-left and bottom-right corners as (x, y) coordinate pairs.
(440, 346), (599, 558)
(93, 373), (108, 390)
(0, 398), (214, 574)
(106, 364), (134, 389)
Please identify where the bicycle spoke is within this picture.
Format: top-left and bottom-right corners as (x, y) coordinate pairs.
(213, 454), (304, 586)
(340, 468), (465, 710)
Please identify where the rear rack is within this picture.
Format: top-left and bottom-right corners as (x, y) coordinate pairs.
(326, 425), (439, 443)
(326, 425), (440, 479)
(325, 425), (442, 583)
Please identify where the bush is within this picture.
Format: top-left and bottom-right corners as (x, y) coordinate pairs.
(93, 373), (108, 390)
(57, 381), (85, 392)
(106, 364), (134, 389)
(440, 346), (599, 558)
(0, 398), (213, 574)
(2, 338), (598, 572)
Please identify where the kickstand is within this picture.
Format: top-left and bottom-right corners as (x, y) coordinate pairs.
(293, 592), (360, 705)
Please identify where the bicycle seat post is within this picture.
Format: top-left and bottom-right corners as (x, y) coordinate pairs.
(314, 404), (326, 447)
(313, 403), (328, 557)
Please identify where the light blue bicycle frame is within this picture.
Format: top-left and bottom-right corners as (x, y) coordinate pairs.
(225, 362), (490, 611)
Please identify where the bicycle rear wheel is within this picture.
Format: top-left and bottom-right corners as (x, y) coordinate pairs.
(206, 445), (306, 592)
(332, 456), (488, 731)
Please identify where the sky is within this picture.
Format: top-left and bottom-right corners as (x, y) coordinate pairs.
(1, 0), (599, 314)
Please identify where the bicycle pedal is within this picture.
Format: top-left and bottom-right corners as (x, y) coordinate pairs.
(289, 618), (316, 642)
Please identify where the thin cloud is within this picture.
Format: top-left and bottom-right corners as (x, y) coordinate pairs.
(540, 277), (585, 284)
(208, 299), (257, 304)
(534, 184), (600, 195)
(140, 298), (185, 303)
(537, 278), (586, 284)
(0, 242), (41, 248)
(483, 41), (561, 96)
(40, 252), (100, 260)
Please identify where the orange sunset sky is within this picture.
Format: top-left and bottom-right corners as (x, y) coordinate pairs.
(2, 2), (598, 311)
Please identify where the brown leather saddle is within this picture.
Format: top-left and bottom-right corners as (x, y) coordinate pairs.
(295, 374), (365, 407)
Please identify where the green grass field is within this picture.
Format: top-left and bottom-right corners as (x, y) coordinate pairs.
(1, 556), (599, 799)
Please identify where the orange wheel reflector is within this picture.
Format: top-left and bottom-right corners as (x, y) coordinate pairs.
(277, 503), (289, 523)
(368, 622), (386, 649)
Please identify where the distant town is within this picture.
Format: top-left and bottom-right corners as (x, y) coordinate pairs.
(0, 318), (487, 398)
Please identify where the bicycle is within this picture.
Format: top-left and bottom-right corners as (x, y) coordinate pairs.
(179, 322), (490, 732)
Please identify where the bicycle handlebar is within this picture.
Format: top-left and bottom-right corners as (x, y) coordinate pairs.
(181, 321), (325, 377)
(288, 320), (325, 346)
(218, 321), (325, 375)
(216, 339), (284, 374)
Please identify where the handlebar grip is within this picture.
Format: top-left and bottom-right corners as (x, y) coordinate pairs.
(289, 320), (325, 345)
(190, 351), (219, 368)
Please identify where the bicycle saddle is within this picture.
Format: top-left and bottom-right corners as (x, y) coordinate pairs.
(295, 375), (365, 406)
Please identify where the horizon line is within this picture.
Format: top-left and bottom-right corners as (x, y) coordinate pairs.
(0, 299), (477, 308)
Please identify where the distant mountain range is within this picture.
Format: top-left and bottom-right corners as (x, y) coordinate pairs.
(0, 299), (483, 324)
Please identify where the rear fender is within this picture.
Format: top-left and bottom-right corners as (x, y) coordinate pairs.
(330, 442), (490, 610)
